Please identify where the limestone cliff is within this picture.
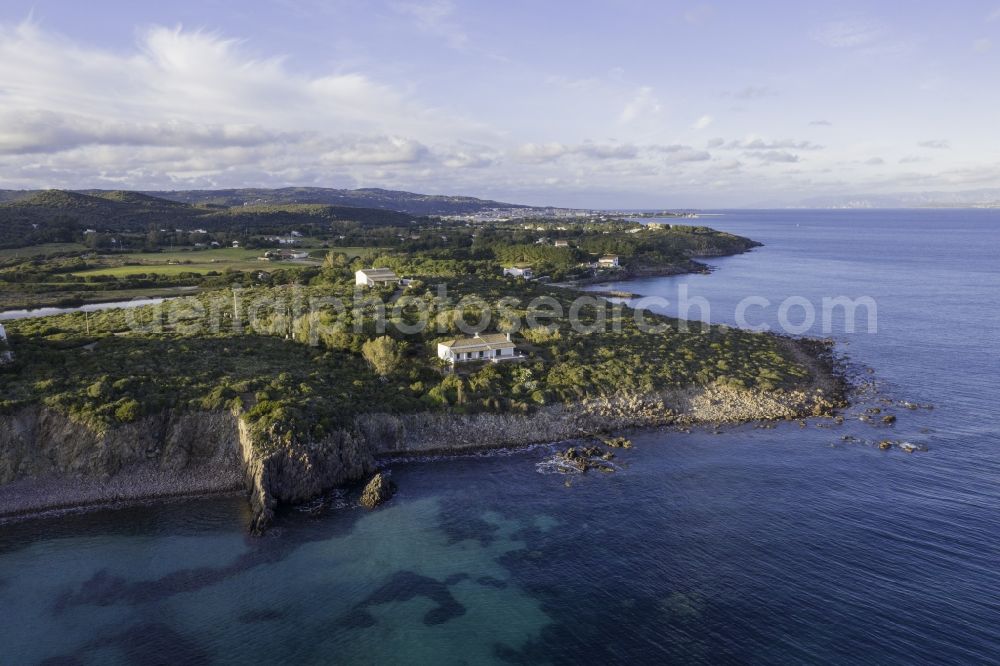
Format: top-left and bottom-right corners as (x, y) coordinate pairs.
(237, 419), (373, 533)
(358, 382), (839, 457)
(0, 359), (842, 531)
(0, 408), (243, 518)
(0, 406), (375, 533)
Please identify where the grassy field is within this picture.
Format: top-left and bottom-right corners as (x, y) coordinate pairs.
(0, 242), (89, 258)
(70, 246), (380, 278)
(72, 262), (279, 277)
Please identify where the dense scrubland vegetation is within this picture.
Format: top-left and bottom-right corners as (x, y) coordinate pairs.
(0, 189), (813, 452)
(3, 277), (810, 452)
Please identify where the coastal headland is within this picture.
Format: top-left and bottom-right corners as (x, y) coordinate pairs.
(0, 191), (847, 530)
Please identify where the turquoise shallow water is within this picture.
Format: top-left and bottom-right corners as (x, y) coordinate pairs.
(1, 210), (998, 664)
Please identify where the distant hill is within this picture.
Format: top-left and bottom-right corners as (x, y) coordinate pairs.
(137, 187), (532, 215)
(88, 190), (192, 208)
(0, 189), (419, 248)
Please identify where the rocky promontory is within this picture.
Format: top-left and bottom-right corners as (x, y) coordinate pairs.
(0, 338), (845, 532)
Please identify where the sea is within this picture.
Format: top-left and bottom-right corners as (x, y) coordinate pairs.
(0, 210), (997, 665)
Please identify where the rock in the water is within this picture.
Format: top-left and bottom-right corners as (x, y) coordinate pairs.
(882, 414), (897, 425)
(601, 436), (633, 449)
(360, 472), (396, 508)
(555, 445), (616, 473)
(899, 442), (926, 454)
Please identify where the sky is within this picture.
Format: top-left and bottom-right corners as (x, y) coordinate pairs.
(0, 0), (999, 207)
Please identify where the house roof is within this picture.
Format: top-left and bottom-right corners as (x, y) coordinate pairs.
(357, 268), (398, 280)
(439, 333), (515, 353)
(599, 255), (619, 261)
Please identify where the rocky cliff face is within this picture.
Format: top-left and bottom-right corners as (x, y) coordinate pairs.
(0, 408), (244, 517)
(237, 420), (374, 533)
(0, 365), (842, 530)
(0, 406), (375, 532)
(0, 407), (241, 485)
(358, 382), (839, 457)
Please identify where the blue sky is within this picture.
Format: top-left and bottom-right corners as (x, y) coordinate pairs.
(0, 1), (998, 207)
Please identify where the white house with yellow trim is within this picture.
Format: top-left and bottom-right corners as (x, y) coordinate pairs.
(437, 332), (519, 364)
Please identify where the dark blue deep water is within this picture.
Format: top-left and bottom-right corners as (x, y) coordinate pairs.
(1, 210), (998, 664)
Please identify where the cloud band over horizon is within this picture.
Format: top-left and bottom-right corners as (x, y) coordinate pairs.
(0, 1), (998, 208)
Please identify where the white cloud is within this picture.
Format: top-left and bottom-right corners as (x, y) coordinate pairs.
(692, 115), (714, 130)
(918, 139), (951, 150)
(667, 149), (712, 163)
(751, 150), (800, 163)
(973, 38), (992, 53)
(714, 159), (743, 171)
(514, 142), (641, 164)
(390, 0), (468, 48)
(618, 87), (662, 124)
(864, 157), (885, 166)
(440, 143), (500, 168)
(577, 143), (640, 159)
(720, 137), (823, 151)
(0, 21), (453, 137)
(728, 86), (777, 100)
(0, 19), (493, 187)
(809, 120), (833, 127)
(318, 136), (430, 165)
(989, 8), (1000, 22)
(514, 142), (570, 164)
(0, 16), (991, 207)
(813, 20), (883, 48)
(0, 110), (296, 155)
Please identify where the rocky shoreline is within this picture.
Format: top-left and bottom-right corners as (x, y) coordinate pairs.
(0, 409), (244, 522)
(553, 243), (762, 288)
(0, 338), (846, 531)
(553, 259), (711, 288)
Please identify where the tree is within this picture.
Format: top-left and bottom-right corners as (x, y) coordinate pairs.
(361, 336), (405, 378)
(323, 251), (349, 269)
(145, 225), (161, 251)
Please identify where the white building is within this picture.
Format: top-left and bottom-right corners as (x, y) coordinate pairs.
(0, 324), (12, 363)
(503, 265), (534, 279)
(554, 240), (570, 247)
(355, 267), (399, 287)
(437, 333), (518, 364)
(598, 255), (620, 268)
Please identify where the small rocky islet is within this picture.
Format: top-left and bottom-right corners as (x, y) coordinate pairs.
(359, 472), (396, 509)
